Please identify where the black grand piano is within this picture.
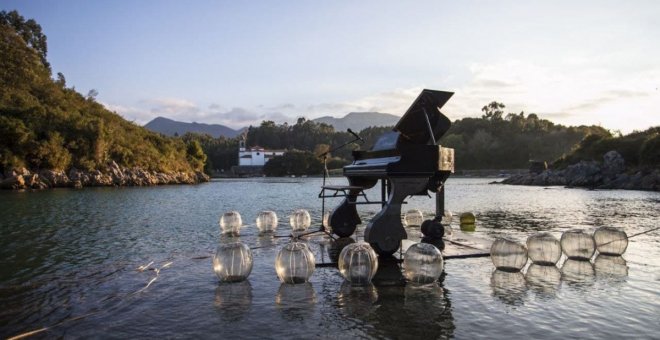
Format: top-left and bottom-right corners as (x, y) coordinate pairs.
(326, 89), (455, 256)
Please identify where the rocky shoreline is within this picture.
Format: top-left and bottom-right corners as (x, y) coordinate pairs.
(0, 161), (210, 190)
(498, 151), (659, 191)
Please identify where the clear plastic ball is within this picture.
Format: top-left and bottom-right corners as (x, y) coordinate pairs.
(593, 226), (628, 255)
(403, 243), (444, 284)
(256, 210), (278, 234)
(289, 209), (311, 233)
(594, 254), (628, 278)
(275, 242), (316, 284)
(526, 233), (562, 265)
(490, 238), (528, 271)
(213, 242), (253, 282)
(404, 209), (424, 227)
(460, 212), (476, 224)
(338, 242), (379, 285)
(219, 211), (242, 236)
(560, 230), (596, 260)
(441, 210), (453, 225)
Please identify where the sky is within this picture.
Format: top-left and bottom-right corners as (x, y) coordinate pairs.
(3, 0), (659, 133)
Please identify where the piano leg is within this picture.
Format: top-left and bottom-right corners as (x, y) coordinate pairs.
(329, 178), (377, 238)
(365, 177), (429, 256)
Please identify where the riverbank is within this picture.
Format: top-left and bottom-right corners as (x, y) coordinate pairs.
(0, 161), (209, 190)
(498, 151), (659, 191)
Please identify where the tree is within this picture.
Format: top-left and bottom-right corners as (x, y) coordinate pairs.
(0, 10), (50, 72)
(481, 101), (505, 120)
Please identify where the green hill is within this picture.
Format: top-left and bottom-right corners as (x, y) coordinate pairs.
(0, 11), (207, 188)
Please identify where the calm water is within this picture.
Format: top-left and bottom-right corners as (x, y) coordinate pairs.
(1, 178), (658, 339)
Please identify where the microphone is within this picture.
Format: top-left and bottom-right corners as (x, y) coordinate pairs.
(347, 128), (364, 142)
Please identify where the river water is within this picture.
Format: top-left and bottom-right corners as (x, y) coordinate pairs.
(1, 178), (658, 339)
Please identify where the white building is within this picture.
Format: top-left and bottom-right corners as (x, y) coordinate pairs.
(238, 140), (285, 166)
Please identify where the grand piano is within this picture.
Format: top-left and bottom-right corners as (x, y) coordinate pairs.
(327, 89), (455, 256)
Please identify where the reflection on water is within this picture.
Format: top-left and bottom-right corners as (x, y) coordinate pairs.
(214, 281), (253, 322)
(491, 269), (527, 305)
(275, 283), (317, 322)
(337, 282), (379, 318)
(561, 259), (595, 285)
(594, 255), (628, 279)
(525, 264), (561, 298)
(365, 282), (453, 339)
(371, 257), (406, 287)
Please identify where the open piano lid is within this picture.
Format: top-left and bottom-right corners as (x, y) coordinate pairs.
(394, 89), (453, 144)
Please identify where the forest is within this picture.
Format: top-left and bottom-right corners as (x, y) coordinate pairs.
(188, 104), (625, 176)
(0, 11), (206, 176)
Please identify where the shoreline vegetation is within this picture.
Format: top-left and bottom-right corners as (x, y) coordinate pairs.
(1, 11), (208, 190)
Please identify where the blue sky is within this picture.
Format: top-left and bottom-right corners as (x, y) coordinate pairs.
(3, 1), (659, 132)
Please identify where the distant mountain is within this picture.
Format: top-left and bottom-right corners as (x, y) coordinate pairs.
(313, 112), (399, 132)
(145, 117), (241, 138)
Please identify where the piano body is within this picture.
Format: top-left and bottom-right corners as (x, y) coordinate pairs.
(327, 89), (455, 256)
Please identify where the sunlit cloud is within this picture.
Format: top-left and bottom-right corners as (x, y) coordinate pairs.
(445, 60), (660, 132)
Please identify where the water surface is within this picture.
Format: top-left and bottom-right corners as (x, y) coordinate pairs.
(1, 178), (658, 339)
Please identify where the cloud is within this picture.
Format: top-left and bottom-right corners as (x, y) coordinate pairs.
(444, 60), (660, 132)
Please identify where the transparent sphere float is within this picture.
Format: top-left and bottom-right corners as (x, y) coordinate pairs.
(275, 242), (316, 284)
(338, 242), (379, 285)
(289, 209), (311, 235)
(561, 230), (596, 260)
(526, 233), (562, 265)
(403, 243), (444, 284)
(404, 209), (424, 227)
(256, 210), (278, 234)
(490, 238), (528, 271)
(213, 242), (253, 282)
(219, 211), (243, 236)
(442, 210), (453, 238)
(593, 226), (628, 255)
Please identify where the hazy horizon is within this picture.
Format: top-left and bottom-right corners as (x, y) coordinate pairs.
(3, 1), (659, 133)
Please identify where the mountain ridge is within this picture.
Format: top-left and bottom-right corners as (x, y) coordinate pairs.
(145, 117), (241, 138)
(312, 111), (399, 132)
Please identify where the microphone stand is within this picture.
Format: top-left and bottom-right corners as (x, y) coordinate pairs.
(315, 134), (363, 238)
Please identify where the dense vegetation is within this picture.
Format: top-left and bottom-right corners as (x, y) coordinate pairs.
(186, 104), (619, 176)
(554, 127), (660, 169)
(0, 11), (205, 175)
(439, 102), (611, 169)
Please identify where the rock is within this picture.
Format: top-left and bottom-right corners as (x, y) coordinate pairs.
(68, 168), (91, 186)
(1, 175), (26, 189)
(529, 161), (548, 174)
(640, 171), (658, 191)
(564, 161), (602, 187)
(195, 171), (210, 183)
(39, 170), (70, 187)
(602, 151), (625, 179)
